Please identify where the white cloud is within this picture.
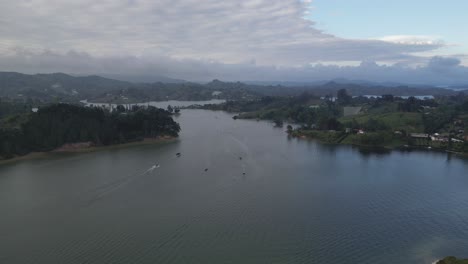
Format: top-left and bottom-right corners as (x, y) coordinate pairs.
(378, 35), (444, 46)
(0, 0), (446, 65)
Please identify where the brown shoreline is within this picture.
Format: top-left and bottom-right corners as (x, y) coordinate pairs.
(0, 136), (177, 165)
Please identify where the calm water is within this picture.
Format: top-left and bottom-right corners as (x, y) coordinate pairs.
(1, 108), (468, 264)
(81, 99), (226, 110)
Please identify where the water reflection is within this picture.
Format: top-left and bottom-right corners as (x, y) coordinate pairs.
(354, 146), (391, 157)
(1, 109), (468, 264)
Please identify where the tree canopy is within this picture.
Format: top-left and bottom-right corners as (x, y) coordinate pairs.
(0, 103), (180, 159)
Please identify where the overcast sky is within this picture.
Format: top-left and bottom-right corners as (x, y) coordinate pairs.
(1, 0), (467, 85)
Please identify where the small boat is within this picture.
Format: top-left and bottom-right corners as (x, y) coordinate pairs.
(239, 157), (242, 160)
(204, 168), (208, 172)
(176, 153), (181, 157)
(155, 164), (160, 168)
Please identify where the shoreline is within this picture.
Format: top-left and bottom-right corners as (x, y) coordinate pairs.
(0, 136), (177, 165)
(290, 131), (468, 158)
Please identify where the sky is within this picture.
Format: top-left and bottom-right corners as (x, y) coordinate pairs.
(0, 0), (468, 85)
(309, 0), (468, 63)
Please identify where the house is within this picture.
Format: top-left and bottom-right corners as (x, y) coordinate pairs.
(454, 119), (464, 125)
(343, 106), (362, 117)
(410, 133), (429, 139)
(451, 138), (464, 143)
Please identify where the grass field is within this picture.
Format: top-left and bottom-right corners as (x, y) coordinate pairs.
(339, 112), (424, 133)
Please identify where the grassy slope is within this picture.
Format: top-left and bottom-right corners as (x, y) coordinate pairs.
(339, 112), (424, 133)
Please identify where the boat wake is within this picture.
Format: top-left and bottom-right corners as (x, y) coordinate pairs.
(83, 164), (161, 207)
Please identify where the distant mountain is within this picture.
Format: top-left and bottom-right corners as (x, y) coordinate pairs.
(230, 79), (460, 97)
(246, 78), (443, 88)
(0, 72), (464, 104)
(302, 81), (457, 96)
(98, 74), (186, 84)
(448, 85), (468, 91)
(0, 72), (132, 101)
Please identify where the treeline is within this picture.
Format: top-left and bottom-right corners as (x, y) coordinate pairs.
(198, 89), (468, 151)
(0, 104), (180, 159)
(3, 71), (466, 105)
(0, 99), (32, 119)
(197, 92), (343, 130)
(437, 256), (468, 264)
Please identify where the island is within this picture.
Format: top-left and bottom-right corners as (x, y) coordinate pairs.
(0, 103), (180, 160)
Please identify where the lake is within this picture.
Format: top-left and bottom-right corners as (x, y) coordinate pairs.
(1, 108), (468, 264)
(80, 99), (226, 110)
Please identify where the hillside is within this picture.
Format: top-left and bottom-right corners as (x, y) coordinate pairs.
(0, 72), (132, 101)
(0, 103), (180, 159)
(0, 72), (466, 104)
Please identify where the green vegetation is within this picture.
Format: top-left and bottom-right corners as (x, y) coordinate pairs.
(340, 112), (424, 133)
(0, 99), (34, 119)
(2, 72), (468, 156)
(290, 130), (346, 143)
(90, 81), (260, 103)
(0, 103), (180, 159)
(437, 257), (468, 264)
(197, 88), (468, 153)
(2, 72), (465, 105)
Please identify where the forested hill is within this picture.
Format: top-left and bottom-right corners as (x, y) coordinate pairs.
(1, 72), (466, 104)
(0, 72), (261, 103)
(0, 103), (180, 159)
(0, 72), (132, 100)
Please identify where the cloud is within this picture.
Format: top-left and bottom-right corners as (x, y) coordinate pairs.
(1, 50), (468, 85)
(379, 35), (443, 46)
(0, 0), (446, 66)
(0, 0), (466, 84)
(428, 56), (461, 68)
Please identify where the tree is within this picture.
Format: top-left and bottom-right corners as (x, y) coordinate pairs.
(337, 89), (351, 105)
(273, 119), (283, 127)
(0, 103), (181, 159)
(381, 94), (394, 102)
(116, 105), (126, 112)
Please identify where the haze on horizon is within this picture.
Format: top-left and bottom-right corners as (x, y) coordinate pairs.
(1, 0), (467, 85)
